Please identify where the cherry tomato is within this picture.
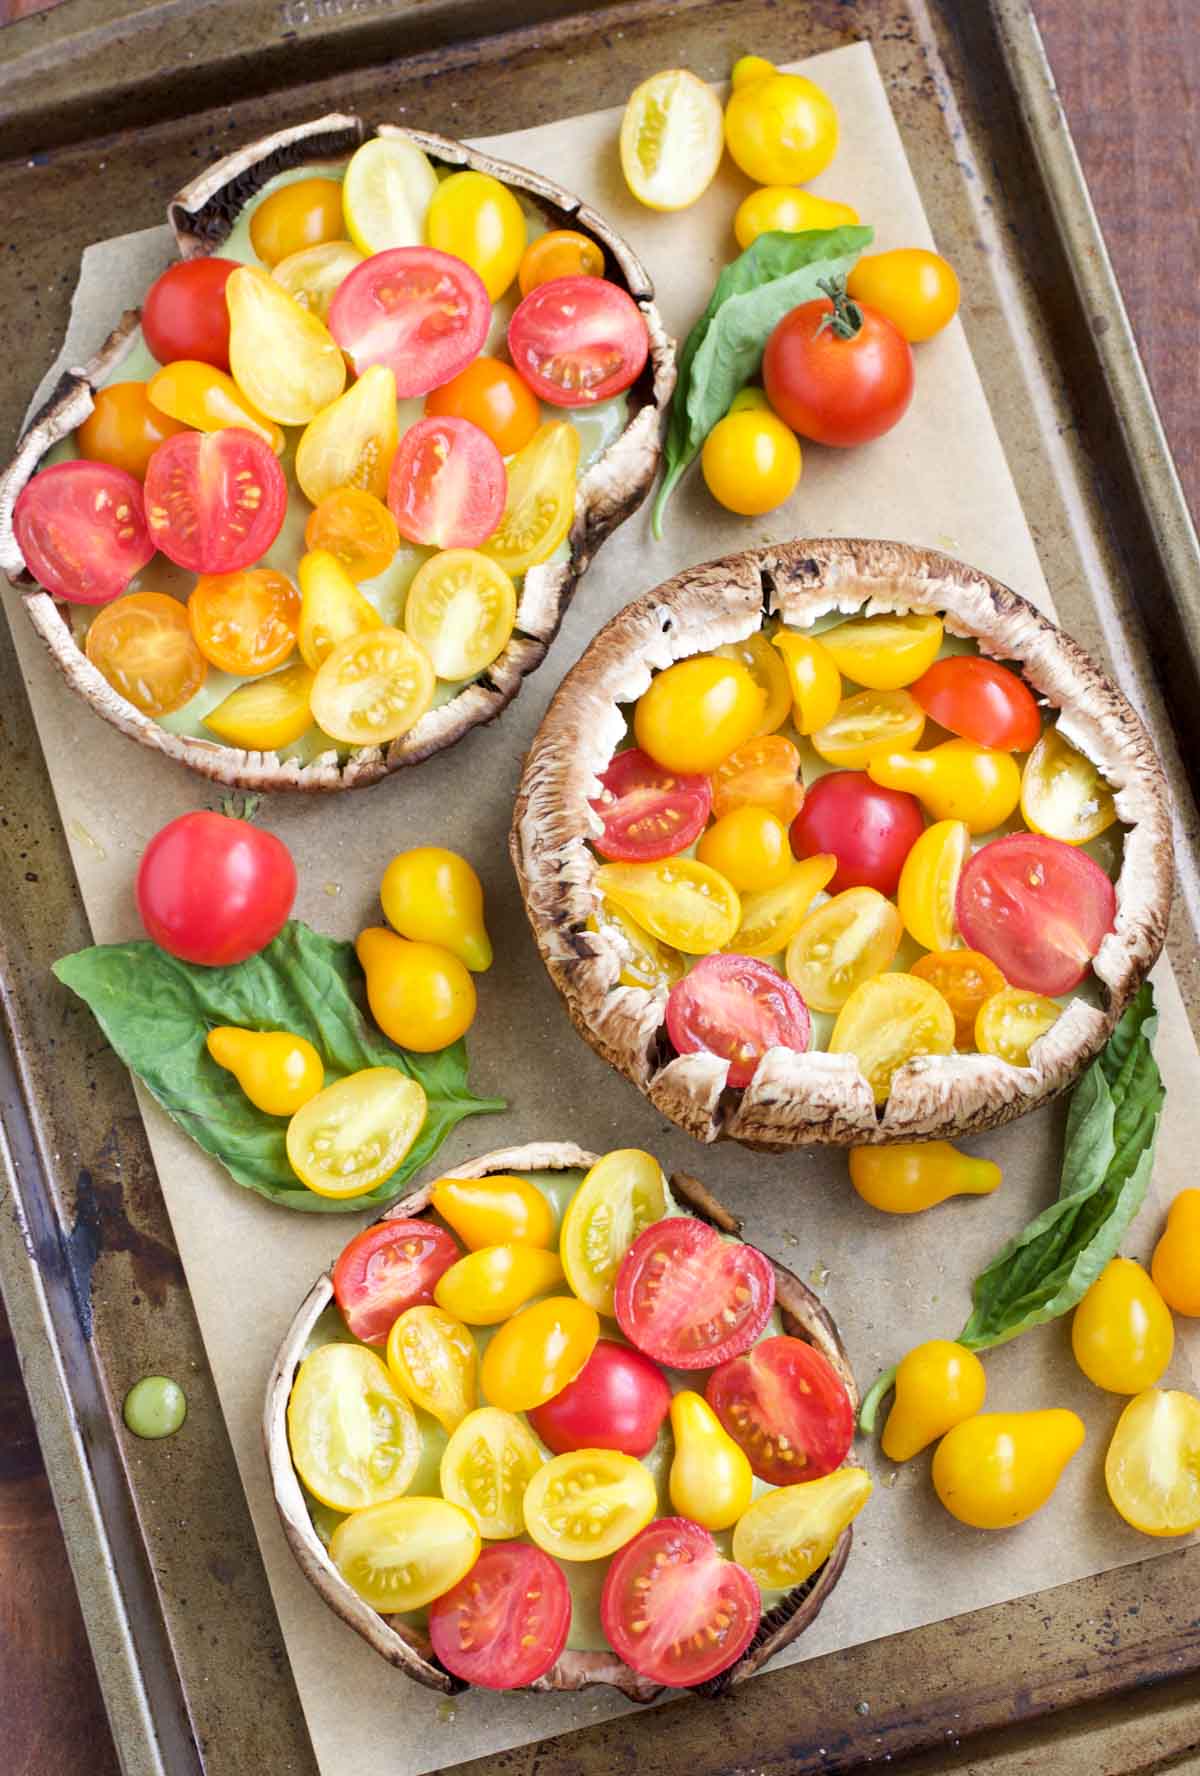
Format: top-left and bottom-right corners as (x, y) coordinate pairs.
(701, 405), (801, 516)
(668, 1390), (753, 1531)
(519, 228), (604, 296)
(146, 359), (284, 454)
(601, 1517), (761, 1687)
(620, 67), (725, 211)
(287, 1068), (427, 1200)
(380, 846), (491, 972)
(480, 419), (579, 575)
(434, 1244), (564, 1325)
(764, 286), (913, 447)
(403, 549), (516, 679)
(711, 734), (804, 825)
(955, 832), (1116, 995)
(440, 1408), (545, 1540)
(696, 805), (792, 891)
(141, 257), (238, 369)
(1152, 1191), (1200, 1317)
(1021, 726), (1117, 845)
(295, 363), (399, 506)
(333, 1217), (461, 1344)
(911, 654), (1040, 751)
(1072, 1258), (1173, 1395)
(594, 857), (741, 954)
(732, 1468), (872, 1587)
(770, 629), (843, 733)
(330, 1495), (480, 1612)
(784, 887), (903, 1015)
(431, 1175), (554, 1251)
(527, 1339), (672, 1458)
(386, 1303), (477, 1432)
(205, 1025), (322, 1116)
(933, 1410), (1084, 1530)
(426, 170), (527, 301)
(615, 1218), (775, 1370)
(85, 591), (207, 715)
(846, 248), (960, 343)
(590, 747), (711, 863)
(227, 266), (346, 427)
(733, 185), (859, 251)
(429, 1543), (569, 1689)
(724, 65), (838, 185)
(727, 854), (837, 958)
(634, 656), (766, 775)
(911, 948), (1007, 1048)
(143, 428), (287, 574)
(297, 548), (383, 670)
(828, 972), (956, 1104)
(882, 1340), (988, 1461)
(1106, 1389), (1200, 1537)
(341, 135), (438, 255)
(560, 1148), (667, 1315)
(425, 357), (540, 456)
(310, 625), (436, 746)
(386, 417), (506, 551)
(76, 381), (187, 480)
(328, 246), (491, 395)
(187, 568), (298, 676)
(588, 894), (686, 991)
(820, 612), (944, 690)
(666, 953), (811, 1085)
(868, 738), (1022, 833)
(304, 488), (399, 584)
(811, 688), (925, 769)
(250, 177), (344, 266)
(848, 1142), (1000, 1214)
(713, 631), (794, 736)
(790, 770), (925, 897)
(507, 276), (650, 407)
(287, 1342), (418, 1511)
(896, 818), (970, 951)
(271, 239), (363, 322)
(356, 927), (476, 1051)
(707, 1335), (854, 1485)
(13, 461), (153, 604)
(481, 1296), (599, 1413)
(135, 810), (295, 964)
(523, 1448), (656, 1562)
(975, 986), (1062, 1065)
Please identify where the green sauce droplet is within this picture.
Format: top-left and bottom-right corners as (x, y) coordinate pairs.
(123, 1376), (187, 1439)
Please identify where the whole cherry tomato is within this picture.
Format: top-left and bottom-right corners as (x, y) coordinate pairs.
(790, 769), (925, 896)
(846, 248), (960, 343)
(141, 257), (238, 369)
(76, 381), (187, 480)
(527, 1339), (672, 1458)
(135, 811), (296, 966)
(764, 282), (914, 447)
(911, 655), (1041, 752)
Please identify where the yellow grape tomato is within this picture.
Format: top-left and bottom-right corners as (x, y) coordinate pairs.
(820, 612), (943, 690)
(225, 264), (346, 425)
(811, 688), (926, 770)
(784, 887), (903, 1014)
(426, 169), (526, 301)
(696, 804), (793, 892)
(330, 1495), (480, 1611)
(434, 1244), (565, 1326)
(560, 1148), (667, 1315)
(285, 1067), (427, 1199)
(587, 895), (686, 990)
(430, 1175), (555, 1252)
(727, 854), (837, 957)
(386, 1304), (478, 1432)
(287, 1342), (419, 1511)
(523, 1449), (656, 1561)
(896, 818), (970, 951)
(634, 655), (766, 775)
(594, 857), (741, 954)
(1020, 725), (1117, 845)
(771, 629), (842, 733)
(975, 986), (1061, 1065)
(480, 1297), (600, 1413)
(440, 1406), (545, 1538)
(828, 972), (956, 1104)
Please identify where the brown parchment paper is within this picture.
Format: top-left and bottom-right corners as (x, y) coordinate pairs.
(9, 43), (1199, 1775)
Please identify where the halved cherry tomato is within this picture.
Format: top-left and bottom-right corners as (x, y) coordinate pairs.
(707, 1335), (855, 1485)
(600, 1518), (761, 1687)
(587, 895), (686, 991)
(143, 428), (287, 573)
(304, 488), (399, 584)
(287, 1342), (419, 1510)
(666, 953), (811, 1086)
(146, 360), (284, 454)
(1021, 725), (1116, 845)
(620, 67), (725, 211)
(386, 1304), (477, 1432)
(911, 654), (1041, 751)
(135, 809), (296, 965)
(387, 417), (506, 550)
(430, 1174), (555, 1252)
(560, 1149), (667, 1316)
(726, 854), (837, 958)
(226, 265), (346, 425)
(77, 381), (187, 480)
(14, 461), (154, 604)
(784, 886), (903, 1014)
(910, 948), (1007, 1048)
(310, 626), (435, 745)
(764, 288), (913, 447)
(403, 549), (516, 680)
(519, 229), (604, 296)
(523, 1448), (656, 1561)
(956, 832), (1116, 995)
(434, 1244), (564, 1325)
(330, 1496), (479, 1612)
(790, 771), (925, 897)
(696, 805), (792, 891)
(425, 357), (540, 456)
(341, 135), (438, 254)
(527, 1339), (672, 1458)
(295, 364), (399, 506)
(590, 747), (712, 863)
(188, 568), (299, 676)
(712, 631), (794, 735)
(426, 170), (526, 301)
(975, 986), (1061, 1065)
(141, 257), (238, 369)
(271, 239), (364, 322)
(203, 662), (315, 750)
(329, 246), (491, 394)
(771, 629), (843, 733)
(594, 857), (741, 954)
(820, 612), (944, 689)
(812, 688), (925, 768)
(333, 1217), (461, 1344)
(440, 1409), (545, 1540)
(896, 818), (969, 951)
(634, 656), (766, 775)
(286, 1067), (427, 1199)
(1105, 1389), (1200, 1536)
(614, 1217), (775, 1369)
(250, 177), (344, 266)
(480, 420), (579, 575)
(732, 1468), (873, 1588)
(507, 276), (650, 407)
(829, 972), (956, 1104)
(85, 590), (207, 714)
(711, 734), (804, 824)
(297, 548), (383, 670)
(429, 1542), (569, 1689)
(480, 1296), (599, 1413)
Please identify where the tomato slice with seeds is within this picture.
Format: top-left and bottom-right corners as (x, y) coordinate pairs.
(429, 1543), (571, 1690)
(955, 832), (1116, 996)
(706, 1335), (855, 1486)
(328, 246), (491, 395)
(507, 275), (650, 407)
(85, 590), (207, 714)
(665, 953), (811, 1087)
(600, 1517), (761, 1688)
(590, 747), (712, 862)
(911, 654), (1041, 752)
(13, 461), (154, 605)
(187, 568), (299, 676)
(143, 428), (287, 574)
(614, 1218), (775, 1370)
(333, 1217), (461, 1345)
(910, 948), (1007, 1048)
(386, 416), (507, 550)
(711, 733), (804, 825)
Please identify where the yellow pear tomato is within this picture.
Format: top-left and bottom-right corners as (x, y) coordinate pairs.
(205, 1025), (323, 1116)
(226, 264), (346, 425)
(523, 1449), (656, 1561)
(203, 662), (316, 751)
(1071, 1258), (1174, 1395)
(896, 818), (970, 951)
(732, 1468), (873, 1588)
(848, 1142), (1001, 1215)
(932, 1410), (1085, 1529)
(434, 1244), (564, 1326)
(146, 359), (284, 454)
(430, 1174), (555, 1252)
(355, 927), (476, 1051)
(560, 1148), (666, 1316)
(295, 363), (399, 505)
(440, 1406), (545, 1538)
(734, 185), (860, 250)
(386, 1304), (478, 1432)
(594, 857), (741, 954)
(869, 739), (1021, 833)
(1152, 1190), (1200, 1317)
(480, 1297), (599, 1414)
(481, 420), (579, 576)
(330, 1495), (480, 1611)
(285, 1067), (426, 1200)
(287, 1342), (419, 1511)
(668, 1391), (753, 1531)
(881, 1340), (987, 1461)
(297, 549), (384, 670)
(380, 846), (491, 972)
(820, 612), (943, 690)
(770, 629), (843, 733)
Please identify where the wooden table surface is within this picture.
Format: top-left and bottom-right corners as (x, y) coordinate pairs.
(1, 3), (1197, 1773)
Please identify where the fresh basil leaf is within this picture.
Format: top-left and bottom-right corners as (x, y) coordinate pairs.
(652, 224), (874, 536)
(53, 921), (504, 1213)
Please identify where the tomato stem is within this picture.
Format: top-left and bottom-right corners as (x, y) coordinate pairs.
(218, 792), (261, 823)
(814, 277), (864, 341)
(857, 1361), (897, 1434)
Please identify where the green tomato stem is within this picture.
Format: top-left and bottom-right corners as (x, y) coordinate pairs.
(857, 1362), (898, 1435)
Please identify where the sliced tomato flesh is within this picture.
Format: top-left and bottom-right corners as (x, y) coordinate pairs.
(706, 1335), (855, 1485)
(429, 1542), (571, 1690)
(13, 460), (154, 604)
(955, 831), (1116, 996)
(143, 427), (287, 574)
(614, 1217), (775, 1370)
(665, 953), (811, 1087)
(328, 246), (491, 397)
(386, 416), (506, 550)
(590, 747), (712, 862)
(333, 1218), (461, 1344)
(600, 1517), (761, 1688)
(507, 275), (650, 407)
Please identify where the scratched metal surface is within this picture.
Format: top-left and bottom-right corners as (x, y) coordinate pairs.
(2, 3), (1200, 1774)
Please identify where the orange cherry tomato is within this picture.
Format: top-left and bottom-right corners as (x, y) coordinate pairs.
(304, 487), (399, 584)
(85, 591), (207, 715)
(518, 229), (605, 296)
(425, 357), (540, 456)
(187, 568), (300, 677)
(910, 948), (1008, 1049)
(76, 381), (187, 480)
(249, 177), (345, 267)
(711, 734), (804, 825)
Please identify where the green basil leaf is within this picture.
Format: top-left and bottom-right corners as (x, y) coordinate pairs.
(53, 921), (505, 1213)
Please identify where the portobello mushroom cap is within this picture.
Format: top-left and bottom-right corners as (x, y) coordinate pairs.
(264, 1141), (857, 1699)
(510, 539), (1173, 1147)
(0, 114), (675, 792)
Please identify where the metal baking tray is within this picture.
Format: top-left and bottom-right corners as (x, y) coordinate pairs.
(2, 2), (1200, 1773)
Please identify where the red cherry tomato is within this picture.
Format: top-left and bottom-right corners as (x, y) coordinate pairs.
(615, 1218), (775, 1370)
(911, 656), (1042, 752)
(141, 257), (238, 370)
(790, 770), (925, 896)
(333, 1219), (461, 1345)
(955, 832), (1116, 996)
(328, 247), (491, 397)
(706, 1335), (855, 1486)
(507, 276), (650, 407)
(763, 289), (914, 447)
(600, 1517), (761, 1688)
(12, 461), (154, 606)
(527, 1339), (672, 1457)
(590, 747), (712, 862)
(429, 1542), (570, 1691)
(385, 416), (506, 550)
(135, 811), (296, 966)
(665, 954), (811, 1087)
(143, 428), (287, 573)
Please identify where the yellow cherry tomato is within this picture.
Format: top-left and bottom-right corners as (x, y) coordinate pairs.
(729, 386), (772, 413)
(481, 1297), (600, 1414)
(226, 264), (346, 425)
(288, 1342), (419, 1511)
(733, 185), (860, 251)
(518, 228), (604, 296)
(869, 739), (1022, 833)
(710, 638), (794, 739)
(932, 1410), (1085, 1529)
(849, 1142), (1001, 1215)
(897, 818), (970, 951)
(84, 591), (207, 717)
(696, 804), (793, 892)
(634, 655), (766, 775)
(425, 356), (540, 456)
(434, 1244), (564, 1326)
(910, 948), (1008, 1048)
(770, 629), (843, 733)
(594, 857), (741, 955)
(355, 927), (476, 1052)
(297, 548), (383, 670)
(206, 1026), (323, 1116)
(975, 986), (1061, 1065)
(440, 1406), (545, 1538)
(730, 54), (775, 89)
(785, 887), (903, 1014)
(829, 972), (956, 1104)
(1020, 725), (1117, 845)
(146, 359), (284, 454)
(310, 624), (435, 745)
(1071, 1258), (1174, 1395)
(711, 733), (804, 826)
(881, 1340), (987, 1461)
(732, 1468), (873, 1588)
(404, 549), (517, 681)
(386, 1303), (477, 1432)
(426, 169), (526, 301)
(286, 1067), (427, 1199)
(250, 177), (345, 266)
(381, 846), (491, 972)
(821, 612), (944, 690)
(668, 1391), (753, 1531)
(701, 406), (801, 516)
(1152, 1190), (1200, 1317)
(77, 380), (186, 479)
(430, 1175), (555, 1252)
(1105, 1389), (1200, 1536)
(295, 363), (399, 506)
(846, 249), (960, 343)
(203, 661), (316, 751)
(726, 854), (837, 958)
(587, 895), (686, 990)
(812, 688), (926, 770)
(341, 134), (438, 254)
(481, 420), (579, 576)
(560, 1148), (667, 1316)
(724, 67), (838, 187)
(523, 1448), (656, 1561)
(620, 68), (725, 211)
(305, 487), (399, 584)
(271, 238), (364, 322)
(330, 1495), (480, 1611)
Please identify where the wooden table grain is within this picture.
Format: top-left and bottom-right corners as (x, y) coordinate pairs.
(0, 4), (1197, 1774)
